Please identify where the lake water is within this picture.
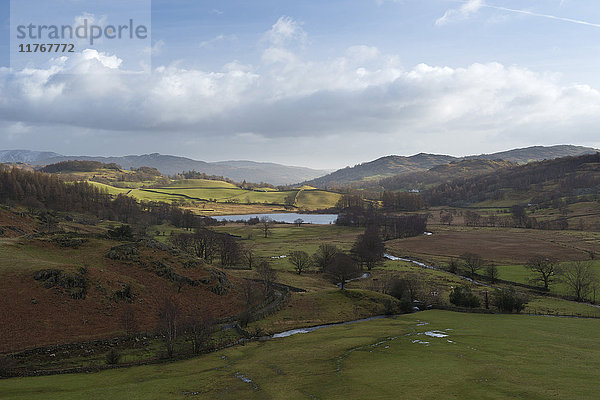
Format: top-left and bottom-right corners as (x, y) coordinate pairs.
(214, 213), (338, 225)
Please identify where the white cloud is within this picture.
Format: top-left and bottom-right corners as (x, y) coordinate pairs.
(1, 16), (600, 166)
(146, 40), (165, 56)
(199, 34), (237, 49)
(74, 12), (108, 28)
(2, 48), (598, 141)
(345, 45), (380, 63)
(80, 49), (122, 69)
(436, 0), (483, 26)
(264, 16), (307, 47)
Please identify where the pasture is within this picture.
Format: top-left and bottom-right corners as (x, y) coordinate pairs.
(87, 178), (341, 212)
(3, 310), (600, 399)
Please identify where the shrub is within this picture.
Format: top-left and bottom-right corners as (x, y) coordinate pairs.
(492, 287), (528, 313)
(449, 286), (481, 308)
(51, 235), (88, 248)
(106, 244), (140, 261)
(0, 356), (16, 377)
(107, 225), (134, 241)
(34, 269), (88, 299)
(447, 258), (460, 274)
(388, 278), (418, 313)
(105, 349), (121, 365)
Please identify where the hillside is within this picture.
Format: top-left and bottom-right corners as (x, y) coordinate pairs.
(0, 208), (248, 352)
(0, 151), (330, 186)
(304, 145), (598, 188)
(374, 159), (515, 191)
(305, 153), (458, 188)
(466, 145), (597, 164)
(111, 179), (341, 213)
(0, 150), (61, 164)
(425, 152), (600, 207)
(18, 162), (342, 214)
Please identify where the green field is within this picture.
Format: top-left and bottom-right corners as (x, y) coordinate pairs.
(87, 177), (341, 211)
(496, 261), (600, 297)
(86, 181), (131, 196)
(4, 310), (600, 400)
(212, 224), (361, 272)
(163, 179), (240, 189)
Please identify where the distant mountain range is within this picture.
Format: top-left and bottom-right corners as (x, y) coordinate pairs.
(0, 150), (61, 164)
(303, 145), (598, 188)
(1, 145), (597, 187)
(463, 145), (598, 163)
(0, 151), (331, 186)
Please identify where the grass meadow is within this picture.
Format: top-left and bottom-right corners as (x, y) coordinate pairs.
(3, 310), (600, 400)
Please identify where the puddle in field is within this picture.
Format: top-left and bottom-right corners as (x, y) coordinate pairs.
(235, 373), (253, 383)
(338, 336), (401, 371)
(407, 321), (456, 345)
(424, 330), (449, 338)
(234, 373), (260, 390)
(272, 315), (389, 338)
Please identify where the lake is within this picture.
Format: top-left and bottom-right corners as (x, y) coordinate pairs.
(214, 213), (338, 224)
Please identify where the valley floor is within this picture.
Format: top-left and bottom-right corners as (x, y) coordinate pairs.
(3, 310), (600, 400)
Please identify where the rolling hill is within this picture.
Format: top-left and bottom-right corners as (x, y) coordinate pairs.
(303, 145), (598, 188)
(425, 152), (600, 207)
(375, 159), (516, 192)
(305, 153), (458, 188)
(464, 145), (597, 163)
(0, 151), (330, 186)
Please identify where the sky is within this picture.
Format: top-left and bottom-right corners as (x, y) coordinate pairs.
(1, 0), (600, 169)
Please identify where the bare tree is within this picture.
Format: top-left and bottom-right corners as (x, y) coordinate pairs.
(240, 279), (259, 307)
(183, 311), (215, 354)
(158, 298), (180, 358)
(485, 264), (499, 283)
(120, 304), (138, 336)
(527, 255), (557, 291)
(259, 217), (273, 238)
(351, 225), (385, 270)
(447, 258), (459, 274)
(461, 253), (484, 278)
(558, 261), (598, 302)
(241, 244), (257, 270)
(220, 235), (241, 267)
(312, 244), (339, 272)
(288, 250), (312, 275)
(256, 259), (277, 296)
(325, 253), (361, 290)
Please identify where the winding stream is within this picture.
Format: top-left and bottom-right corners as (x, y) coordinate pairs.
(271, 315), (391, 338)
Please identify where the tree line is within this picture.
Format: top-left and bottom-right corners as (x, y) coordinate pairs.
(0, 166), (215, 229)
(425, 153), (600, 207)
(40, 160), (121, 173)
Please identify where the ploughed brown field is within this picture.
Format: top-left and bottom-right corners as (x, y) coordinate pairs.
(386, 226), (599, 263)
